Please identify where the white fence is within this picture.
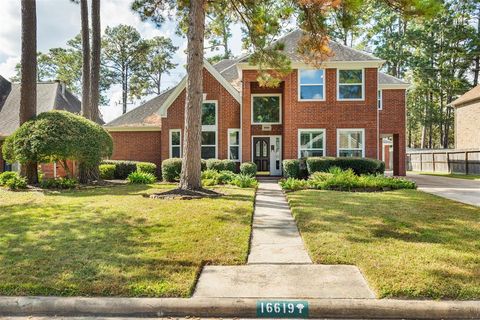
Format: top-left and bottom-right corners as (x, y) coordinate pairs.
(407, 149), (480, 175)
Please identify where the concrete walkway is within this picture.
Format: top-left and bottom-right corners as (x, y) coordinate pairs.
(194, 179), (375, 299)
(407, 173), (480, 207)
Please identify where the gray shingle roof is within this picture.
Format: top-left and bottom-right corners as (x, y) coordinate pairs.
(239, 29), (382, 63)
(378, 72), (408, 85)
(0, 82), (81, 138)
(105, 87), (174, 128)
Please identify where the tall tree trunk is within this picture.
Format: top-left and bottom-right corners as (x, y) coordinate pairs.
(20, 0), (38, 185)
(90, 0), (101, 123)
(80, 0), (91, 119)
(122, 67), (128, 114)
(179, 0), (205, 190)
(157, 72), (162, 95)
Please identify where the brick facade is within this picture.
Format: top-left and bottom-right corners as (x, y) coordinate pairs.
(110, 131), (162, 174)
(455, 101), (480, 149)
(109, 65), (407, 176)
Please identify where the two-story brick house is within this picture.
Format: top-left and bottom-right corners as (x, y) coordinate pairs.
(106, 30), (409, 176)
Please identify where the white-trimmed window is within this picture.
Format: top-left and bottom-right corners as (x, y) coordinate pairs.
(201, 101), (217, 159)
(228, 129), (241, 161)
(298, 69), (325, 101)
(251, 94), (281, 124)
(169, 129), (181, 158)
(337, 69), (364, 100)
(337, 129), (365, 157)
(298, 129), (325, 158)
(378, 90), (383, 110)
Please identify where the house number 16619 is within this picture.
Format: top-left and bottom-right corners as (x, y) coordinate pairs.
(256, 300), (309, 318)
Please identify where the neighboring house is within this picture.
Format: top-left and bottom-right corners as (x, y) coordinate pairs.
(0, 75), (85, 177)
(106, 30), (409, 176)
(451, 85), (480, 150)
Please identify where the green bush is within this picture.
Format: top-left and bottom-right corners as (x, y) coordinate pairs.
(279, 177), (308, 191)
(201, 159), (207, 171)
(101, 160), (138, 179)
(282, 159), (300, 178)
(231, 173), (258, 188)
(306, 157), (385, 175)
(127, 171), (156, 184)
(99, 164), (116, 180)
(40, 177), (78, 189)
(222, 159), (236, 172)
(201, 169), (236, 186)
(4, 175), (27, 190)
(162, 158), (182, 182)
(0, 171), (18, 186)
(206, 159), (223, 171)
(137, 162), (157, 175)
(240, 162), (257, 176)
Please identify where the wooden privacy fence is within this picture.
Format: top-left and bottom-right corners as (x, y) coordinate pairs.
(407, 149), (480, 175)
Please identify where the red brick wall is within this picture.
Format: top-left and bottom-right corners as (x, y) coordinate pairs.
(110, 131), (162, 173)
(40, 161), (76, 179)
(160, 68), (241, 161)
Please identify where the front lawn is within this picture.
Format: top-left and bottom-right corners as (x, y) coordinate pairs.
(287, 189), (480, 299)
(0, 184), (254, 297)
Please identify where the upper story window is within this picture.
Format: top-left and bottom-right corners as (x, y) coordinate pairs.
(337, 129), (364, 157)
(201, 101), (217, 159)
(252, 94), (281, 124)
(377, 90), (383, 110)
(338, 69), (364, 100)
(299, 69), (325, 101)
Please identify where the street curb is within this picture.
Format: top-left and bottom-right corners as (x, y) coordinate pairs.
(0, 297), (479, 319)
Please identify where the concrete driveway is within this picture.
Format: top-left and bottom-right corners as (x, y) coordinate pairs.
(407, 173), (480, 207)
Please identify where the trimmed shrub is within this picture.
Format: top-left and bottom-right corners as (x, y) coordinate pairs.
(282, 159), (300, 178)
(222, 159), (236, 172)
(231, 173), (258, 188)
(4, 175), (27, 190)
(137, 162), (157, 175)
(0, 171), (18, 186)
(206, 159), (224, 171)
(99, 164), (115, 180)
(162, 158), (182, 182)
(201, 169), (236, 186)
(201, 159), (207, 171)
(306, 157), (385, 175)
(127, 171), (156, 184)
(240, 162), (257, 176)
(40, 178), (78, 189)
(101, 160), (138, 179)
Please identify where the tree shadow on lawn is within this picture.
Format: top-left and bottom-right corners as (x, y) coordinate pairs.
(0, 189), (253, 297)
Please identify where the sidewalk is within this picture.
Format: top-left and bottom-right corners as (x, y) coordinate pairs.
(193, 179), (375, 299)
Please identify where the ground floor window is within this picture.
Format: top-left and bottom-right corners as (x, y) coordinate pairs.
(337, 129), (364, 157)
(170, 129), (181, 158)
(228, 129), (240, 161)
(298, 129), (325, 158)
(201, 131), (216, 159)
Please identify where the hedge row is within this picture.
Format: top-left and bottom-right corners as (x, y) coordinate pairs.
(161, 158), (257, 182)
(283, 157), (385, 178)
(100, 160), (157, 179)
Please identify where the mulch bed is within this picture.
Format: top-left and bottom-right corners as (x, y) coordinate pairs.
(147, 188), (223, 200)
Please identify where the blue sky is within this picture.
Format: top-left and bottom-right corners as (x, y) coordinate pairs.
(0, 0), (244, 123)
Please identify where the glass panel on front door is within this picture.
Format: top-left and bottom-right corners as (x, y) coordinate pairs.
(253, 137), (270, 172)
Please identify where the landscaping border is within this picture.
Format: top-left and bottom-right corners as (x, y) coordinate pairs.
(0, 296), (479, 319)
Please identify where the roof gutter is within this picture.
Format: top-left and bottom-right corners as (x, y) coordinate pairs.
(104, 126), (161, 132)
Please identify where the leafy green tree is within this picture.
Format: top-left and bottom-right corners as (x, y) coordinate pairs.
(102, 24), (150, 114)
(2, 111), (113, 179)
(132, 0), (443, 190)
(205, 8), (235, 62)
(130, 36), (178, 97)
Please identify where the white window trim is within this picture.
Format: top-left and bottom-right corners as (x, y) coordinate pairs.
(251, 93), (282, 125)
(202, 100), (218, 159)
(297, 129), (326, 158)
(337, 68), (365, 101)
(169, 129), (182, 158)
(298, 69), (326, 102)
(336, 128), (365, 157)
(228, 128), (241, 162)
(378, 89), (383, 110)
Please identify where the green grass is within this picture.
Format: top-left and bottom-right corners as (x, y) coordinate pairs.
(417, 172), (480, 180)
(286, 189), (480, 299)
(0, 184), (255, 297)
